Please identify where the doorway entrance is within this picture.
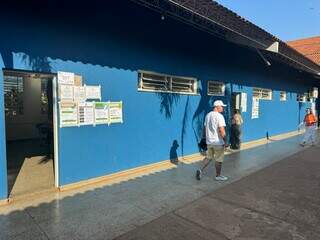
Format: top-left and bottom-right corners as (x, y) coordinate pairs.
(230, 92), (245, 149)
(3, 69), (56, 198)
(231, 92), (241, 115)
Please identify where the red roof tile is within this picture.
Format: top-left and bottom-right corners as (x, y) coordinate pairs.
(287, 36), (320, 65)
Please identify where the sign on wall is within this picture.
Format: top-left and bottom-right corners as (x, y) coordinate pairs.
(74, 86), (86, 102)
(86, 85), (101, 100)
(240, 93), (247, 113)
(251, 97), (259, 119)
(109, 101), (123, 123)
(78, 102), (95, 126)
(59, 85), (74, 101)
(312, 102), (316, 115)
(59, 102), (78, 127)
(311, 88), (318, 98)
(74, 75), (83, 87)
(58, 71), (75, 85)
(57, 71), (124, 127)
(94, 102), (110, 125)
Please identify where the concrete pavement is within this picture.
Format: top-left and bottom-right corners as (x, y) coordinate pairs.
(116, 144), (320, 240)
(0, 133), (319, 240)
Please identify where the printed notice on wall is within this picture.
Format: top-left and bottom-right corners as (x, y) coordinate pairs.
(86, 85), (101, 100)
(109, 101), (123, 123)
(74, 86), (86, 102)
(59, 85), (74, 101)
(78, 102), (94, 126)
(58, 71), (75, 85)
(74, 75), (83, 87)
(251, 97), (259, 119)
(312, 102), (316, 116)
(94, 102), (109, 125)
(240, 93), (247, 113)
(60, 102), (78, 127)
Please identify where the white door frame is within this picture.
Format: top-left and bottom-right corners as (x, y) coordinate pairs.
(3, 69), (60, 189)
(52, 76), (59, 187)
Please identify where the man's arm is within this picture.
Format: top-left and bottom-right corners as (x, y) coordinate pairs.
(219, 126), (227, 146)
(218, 114), (227, 146)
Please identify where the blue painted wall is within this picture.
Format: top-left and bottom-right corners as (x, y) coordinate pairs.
(0, 1), (318, 194)
(0, 55), (8, 199)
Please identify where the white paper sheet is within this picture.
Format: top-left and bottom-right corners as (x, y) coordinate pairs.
(109, 102), (123, 123)
(58, 71), (75, 85)
(78, 102), (94, 125)
(74, 86), (86, 102)
(59, 85), (74, 101)
(94, 102), (109, 124)
(251, 97), (259, 119)
(86, 85), (101, 100)
(60, 102), (78, 127)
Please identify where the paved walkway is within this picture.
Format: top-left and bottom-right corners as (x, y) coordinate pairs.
(0, 134), (318, 240)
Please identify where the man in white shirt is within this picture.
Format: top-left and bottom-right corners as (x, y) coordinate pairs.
(196, 100), (228, 181)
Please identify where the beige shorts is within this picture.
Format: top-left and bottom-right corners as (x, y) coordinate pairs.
(207, 145), (225, 163)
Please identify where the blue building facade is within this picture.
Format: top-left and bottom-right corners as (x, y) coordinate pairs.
(0, 1), (319, 200)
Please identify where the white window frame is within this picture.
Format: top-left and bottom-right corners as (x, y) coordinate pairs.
(280, 91), (287, 101)
(138, 70), (198, 95)
(253, 87), (272, 100)
(207, 81), (225, 96)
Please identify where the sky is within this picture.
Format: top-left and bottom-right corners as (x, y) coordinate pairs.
(215, 0), (320, 41)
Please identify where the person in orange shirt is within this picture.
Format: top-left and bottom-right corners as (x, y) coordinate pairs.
(300, 108), (318, 146)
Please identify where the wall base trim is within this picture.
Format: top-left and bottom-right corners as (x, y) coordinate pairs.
(59, 129), (304, 192)
(0, 198), (9, 206)
(59, 159), (177, 192)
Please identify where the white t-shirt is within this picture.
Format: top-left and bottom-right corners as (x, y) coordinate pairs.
(204, 111), (226, 145)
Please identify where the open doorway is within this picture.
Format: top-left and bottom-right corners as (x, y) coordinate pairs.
(3, 69), (56, 198)
(231, 92), (241, 116)
(230, 92), (245, 149)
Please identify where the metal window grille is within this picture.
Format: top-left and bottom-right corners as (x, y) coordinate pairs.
(253, 88), (272, 100)
(41, 79), (48, 114)
(138, 71), (197, 94)
(297, 94), (306, 102)
(207, 81), (225, 96)
(4, 75), (24, 116)
(280, 91), (287, 101)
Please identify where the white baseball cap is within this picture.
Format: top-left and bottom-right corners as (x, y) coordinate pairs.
(213, 100), (227, 107)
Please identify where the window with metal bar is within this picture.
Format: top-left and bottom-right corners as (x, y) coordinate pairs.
(207, 81), (225, 96)
(138, 71), (197, 94)
(297, 94), (306, 102)
(4, 75), (24, 116)
(280, 91), (287, 101)
(253, 88), (272, 100)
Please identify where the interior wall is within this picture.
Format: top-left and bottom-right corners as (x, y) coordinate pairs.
(5, 76), (48, 141)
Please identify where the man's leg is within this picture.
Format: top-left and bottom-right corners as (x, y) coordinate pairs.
(234, 125), (241, 149)
(311, 125), (317, 145)
(213, 145), (228, 181)
(200, 157), (212, 171)
(306, 126), (313, 145)
(301, 127), (310, 146)
(196, 147), (213, 180)
(215, 161), (222, 177)
(230, 126), (235, 149)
